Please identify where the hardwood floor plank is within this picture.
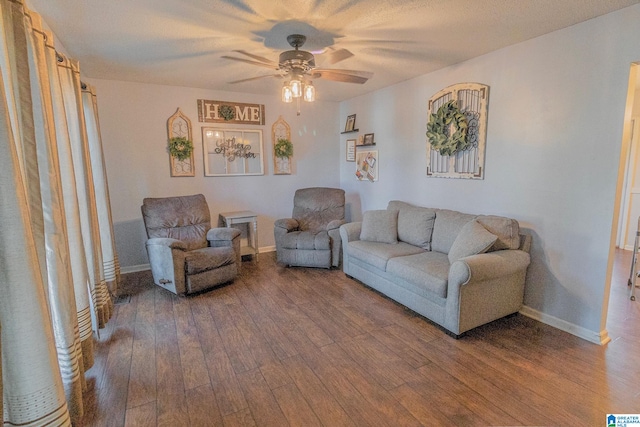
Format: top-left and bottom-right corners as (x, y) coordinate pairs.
(124, 401), (156, 427)
(185, 384), (224, 426)
(235, 368), (289, 426)
(211, 376), (249, 417)
(391, 383), (456, 426)
(222, 408), (256, 427)
(271, 383), (323, 427)
(155, 320), (190, 426)
(126, 320), (156, 409)
(172, 297), (210, 390)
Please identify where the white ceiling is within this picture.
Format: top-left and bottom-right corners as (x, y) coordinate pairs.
(28, 0), (640, 102)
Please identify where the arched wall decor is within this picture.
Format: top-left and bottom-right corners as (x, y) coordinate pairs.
(272, 115), (292, 175)
(426, 83), (489, 179)
(167, 107), (195, 177)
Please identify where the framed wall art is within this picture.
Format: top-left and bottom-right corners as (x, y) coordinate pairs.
(344, 114), (356, 132)
(167, 108), (195, 177)
(363, 133), (375, 146)
(355, 150), (378, 182)
(346, 139), (356, 162)
(202, 128), (264, 176)
(272, 115), (292, 174)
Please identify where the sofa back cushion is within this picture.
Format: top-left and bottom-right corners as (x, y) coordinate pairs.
(387, 200), (436, 250)
(360, 210), (398, 244)
(431, 209), (476, 254)
(476, 215), (521, 251)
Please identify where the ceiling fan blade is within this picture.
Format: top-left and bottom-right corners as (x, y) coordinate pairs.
(221, 55), (277, 69)
(232, 50), (277, 66)
(324, 48), (354, 65)
(311, 69), (373, 84)
(228, 74), (281, 84)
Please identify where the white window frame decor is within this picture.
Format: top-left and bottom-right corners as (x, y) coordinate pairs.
(202, 128), (264, 176)
(426, 83), (489, 179)
(167, 108), (195, 177)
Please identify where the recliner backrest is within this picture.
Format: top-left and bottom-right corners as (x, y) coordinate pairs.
(141, 194), (210, 251)
(292, 187), (345, 233)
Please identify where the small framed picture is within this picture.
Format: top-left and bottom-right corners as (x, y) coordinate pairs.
(346, 139), (356, 162)
(363, 133), (374, 145)
(356, 135), (364, 146)
(345, 114), (356, 132)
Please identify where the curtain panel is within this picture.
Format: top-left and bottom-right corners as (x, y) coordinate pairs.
(0, 0), (120, 425)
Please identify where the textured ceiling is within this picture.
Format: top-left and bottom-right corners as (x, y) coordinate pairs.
(27, 0), (640, 102)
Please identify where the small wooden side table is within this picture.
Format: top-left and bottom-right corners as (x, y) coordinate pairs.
(219, 210), (258, 261)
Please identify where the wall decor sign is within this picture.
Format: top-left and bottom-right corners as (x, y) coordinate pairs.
(346, 139), (356, 162)
(426, 83), (489, 179)
(197, 99), (265, 125)
(167, 107), (195, 177)
(202, 128), (264, 176)
(355, 150), (378, 182)
(272, 115), (292, 174)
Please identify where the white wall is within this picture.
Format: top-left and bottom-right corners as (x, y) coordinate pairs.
(86, 79), (340, 269)
(338, 4), (640, 341)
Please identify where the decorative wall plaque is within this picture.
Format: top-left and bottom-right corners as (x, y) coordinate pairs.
(197, 99), (265, 125)
(426, 83), (489, 179)
(202, 128), (264, 176)
(272, 115), (292, 175)
(167, 108), (195, 177)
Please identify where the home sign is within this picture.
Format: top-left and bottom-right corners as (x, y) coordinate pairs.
(197, 99), (265, 125)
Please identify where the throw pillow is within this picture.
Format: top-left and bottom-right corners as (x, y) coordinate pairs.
(360, 210), (398, 244)
(448, 220), (497, 263)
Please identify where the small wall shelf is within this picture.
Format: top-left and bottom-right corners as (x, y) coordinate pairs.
(341, 129), (359, 134)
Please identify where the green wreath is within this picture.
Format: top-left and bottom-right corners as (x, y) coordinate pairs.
(426, 100), (470, 156)
(219, 105), (236, 121)
(168, 136), (193, 161)
(274, 138), (293, 158)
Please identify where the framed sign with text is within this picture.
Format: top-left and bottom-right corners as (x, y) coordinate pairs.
(198, 99), (265, 125)
(202, 128), (264, 176)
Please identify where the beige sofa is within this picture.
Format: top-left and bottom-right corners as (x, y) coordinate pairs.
(339, 201), (531, 336)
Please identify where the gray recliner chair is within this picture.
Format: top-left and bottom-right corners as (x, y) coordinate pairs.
(274, 187), (346, 268)
(141, 194), (241, 295)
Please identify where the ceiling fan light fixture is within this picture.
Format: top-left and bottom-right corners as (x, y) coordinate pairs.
(290, 78), (302, 98)
(303, 81), (315, 102)
(282, 83), (293, 103)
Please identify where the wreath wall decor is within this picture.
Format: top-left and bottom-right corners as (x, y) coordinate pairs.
(426, 83), (489, 180)
(426, 100), (470, 156)
(219, 105), (236, 121)
(168, 136), (194, 161)
(274, 138), (293, 159)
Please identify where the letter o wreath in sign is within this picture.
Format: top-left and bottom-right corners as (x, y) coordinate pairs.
(426, 100), (470, 156)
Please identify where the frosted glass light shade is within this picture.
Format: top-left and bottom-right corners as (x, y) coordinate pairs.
(290, 79), (302, 98)
(282, 84), (293, 103)
(303, 82), (315, 102)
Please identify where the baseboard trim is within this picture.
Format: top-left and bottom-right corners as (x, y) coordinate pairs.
(519, 305), (611, 345)
(624, 244), (634, 251)
(120, 263), (150, 274)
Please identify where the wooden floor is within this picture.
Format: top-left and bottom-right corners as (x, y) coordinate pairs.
(79, 250), (640, 426)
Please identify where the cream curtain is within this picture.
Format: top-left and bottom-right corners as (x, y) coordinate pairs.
(0, 0), (119, 425)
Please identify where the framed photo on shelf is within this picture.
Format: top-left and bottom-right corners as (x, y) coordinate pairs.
(355, 150), (378, 182)
(363, 133), (375, 145)
(346, 139), (356, 162)
(345, 114), (356, 132)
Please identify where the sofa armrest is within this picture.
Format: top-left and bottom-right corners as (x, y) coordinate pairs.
(207, 227), (241, 242)
(275, 218), (299, 232)
(327, 219), (346, 231)
(449, 250), (531, 286)
(146, 237), (187, 251)
(339, 221), (362, 243)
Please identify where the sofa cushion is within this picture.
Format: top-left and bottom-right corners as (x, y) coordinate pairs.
(431, 209), (477, 254)
(347, 240), (425, 271)
(476, 215), (521, 251)
(387, 252), (450, 299)
(281, 230), (331, 250)
(185, 246), (236, 275)
(360, 210), (398, 244)
(448, 220), (497, 263)
(387, 201), (436, 250)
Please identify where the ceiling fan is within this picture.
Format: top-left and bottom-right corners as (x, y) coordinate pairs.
(222, 34), (373, 86)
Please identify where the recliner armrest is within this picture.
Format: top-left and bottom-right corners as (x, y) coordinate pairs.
(146, 237), (187, 250)
(207, 227), (241, 242)
(326, 219), (346, 231)
(275, 218), (299, 232)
